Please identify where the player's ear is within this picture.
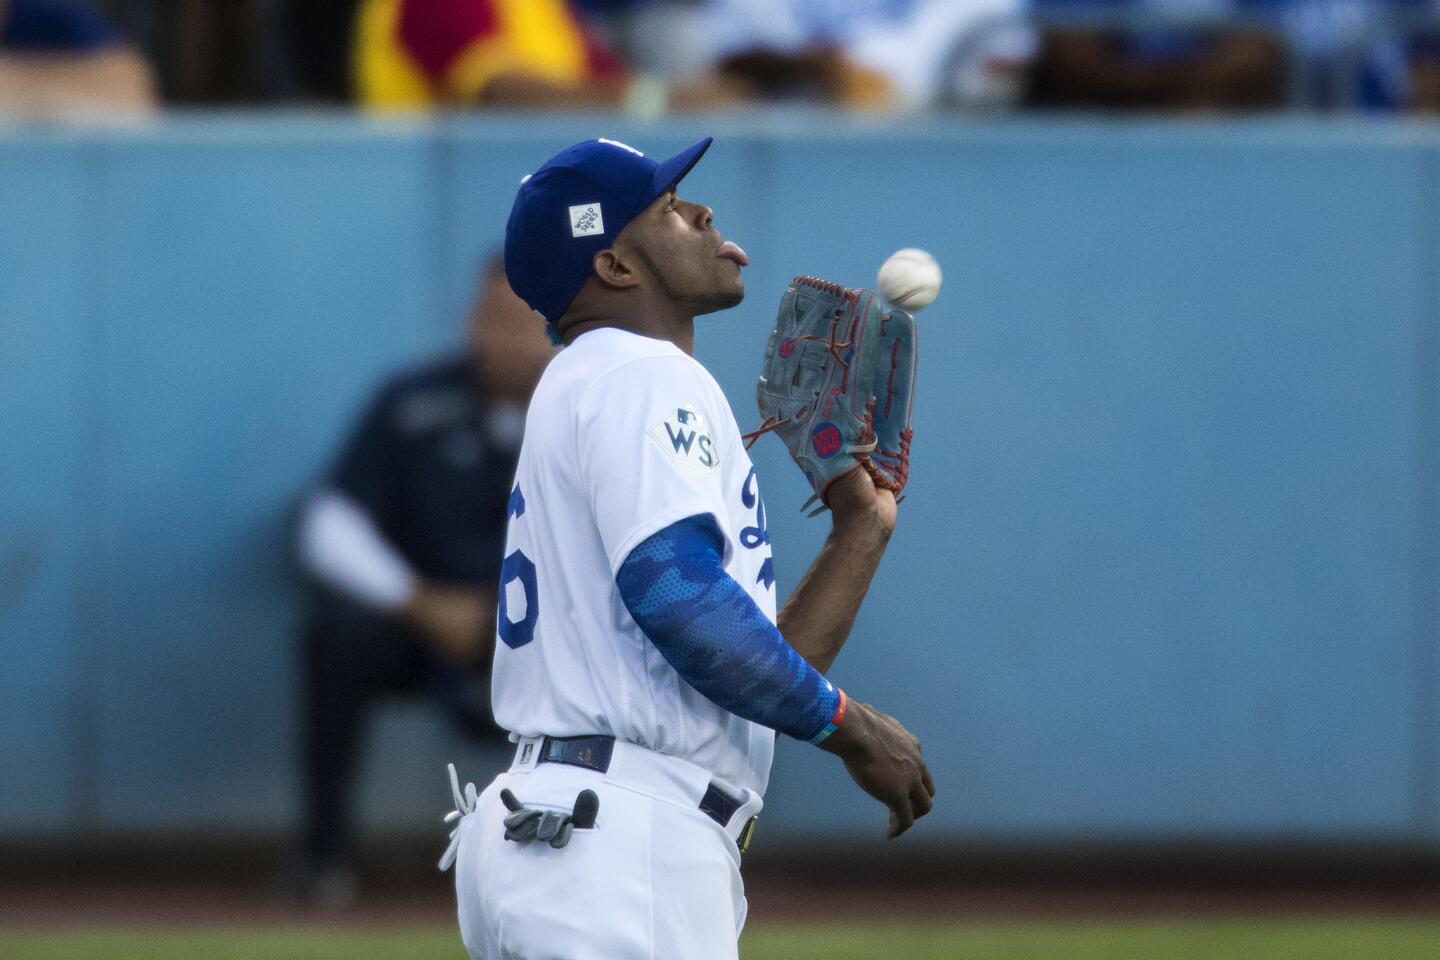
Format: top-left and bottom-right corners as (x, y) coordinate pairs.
(592, 246), (641, 291)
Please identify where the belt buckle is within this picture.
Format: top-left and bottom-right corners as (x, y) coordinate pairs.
(736, 816), (758, 854)
(541, 735), (615, 773)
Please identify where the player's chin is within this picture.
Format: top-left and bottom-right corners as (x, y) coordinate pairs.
(693, 278), (745, 315)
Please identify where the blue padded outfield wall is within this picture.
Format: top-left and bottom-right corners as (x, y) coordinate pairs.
(2, 116), (1439, 850)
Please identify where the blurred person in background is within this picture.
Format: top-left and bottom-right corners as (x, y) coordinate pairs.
(1025, 0), (1422, 111)
(287, 258), (556, 906)
(1027, 0), (1433, 111)
(0, 0), (156, 116)
(351, 0), (741, 112)
(1362, 0), (1440, 111)
(100, 0), (277, 103)
(1414, 25), (1440, 110)
(1026, 0), (1289, 111)
(1267, 0), (1423, 110)
(577, 0), (710, 83)
(288, 0), (360, 101)
(687, 0), (1036, 110)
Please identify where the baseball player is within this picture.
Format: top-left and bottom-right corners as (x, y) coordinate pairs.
(442, 136), (933, 960)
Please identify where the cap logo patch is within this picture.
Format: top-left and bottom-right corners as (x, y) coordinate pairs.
(569, 203), (604, 238)
(598, 138), (644, 157)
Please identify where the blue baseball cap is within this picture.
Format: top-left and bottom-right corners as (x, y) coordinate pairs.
(504, 136), (714, 324)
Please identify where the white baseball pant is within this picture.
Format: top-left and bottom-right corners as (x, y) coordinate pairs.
(450, 737), (763, 960)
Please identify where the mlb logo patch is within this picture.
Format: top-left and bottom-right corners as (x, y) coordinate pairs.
(569, 203), (604, 238)
(647, 404), (720, 485)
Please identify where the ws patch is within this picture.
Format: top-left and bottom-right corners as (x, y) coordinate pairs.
(647, 404), (719, 484)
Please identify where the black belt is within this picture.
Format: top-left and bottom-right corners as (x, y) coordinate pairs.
(536, 735), (758, 852)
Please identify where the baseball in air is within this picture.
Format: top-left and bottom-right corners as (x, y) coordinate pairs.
(877, 248), (942, 311)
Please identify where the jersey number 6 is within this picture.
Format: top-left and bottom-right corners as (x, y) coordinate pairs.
(499, 484), (540, 649)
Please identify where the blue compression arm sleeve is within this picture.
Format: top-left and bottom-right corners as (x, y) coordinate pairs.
(616, 514), (843, 743)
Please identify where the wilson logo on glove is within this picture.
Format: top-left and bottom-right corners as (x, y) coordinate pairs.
(811, 423), (842, 459)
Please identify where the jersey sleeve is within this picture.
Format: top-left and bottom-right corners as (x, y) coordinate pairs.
(576, 355), (729, 574)
(617, 514), (844, 743)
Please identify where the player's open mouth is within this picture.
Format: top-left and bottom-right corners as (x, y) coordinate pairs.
(717, 240), (749, 268)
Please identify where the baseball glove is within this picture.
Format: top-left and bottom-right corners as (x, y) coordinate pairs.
(745, 275), (917, 511)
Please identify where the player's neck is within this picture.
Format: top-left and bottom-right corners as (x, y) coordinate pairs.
(560, 311), (695, 355)
(558, 281), (701, 353)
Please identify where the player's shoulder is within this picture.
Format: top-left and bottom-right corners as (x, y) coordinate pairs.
(564, 327), (691, 370)
(547, 328), (714, 404)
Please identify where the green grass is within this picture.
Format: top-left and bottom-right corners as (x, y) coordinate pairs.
(3, 919), (1440, 960)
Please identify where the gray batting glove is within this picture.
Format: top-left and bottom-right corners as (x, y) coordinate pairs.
(499, 788), (598, 850)
(438, 763), (479, 871)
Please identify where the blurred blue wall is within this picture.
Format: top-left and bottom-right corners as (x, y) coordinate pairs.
(2, 116), (1438, 851)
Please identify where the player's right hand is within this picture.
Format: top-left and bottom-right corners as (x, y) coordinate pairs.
(817, 700), (935, 838)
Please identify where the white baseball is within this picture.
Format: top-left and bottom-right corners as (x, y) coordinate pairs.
(877, 248), (942, 311)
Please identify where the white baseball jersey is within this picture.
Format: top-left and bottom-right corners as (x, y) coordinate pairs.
(492, 327), (778, 797)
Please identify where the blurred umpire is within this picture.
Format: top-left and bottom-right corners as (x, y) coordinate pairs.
(289, 256), (555, 904)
